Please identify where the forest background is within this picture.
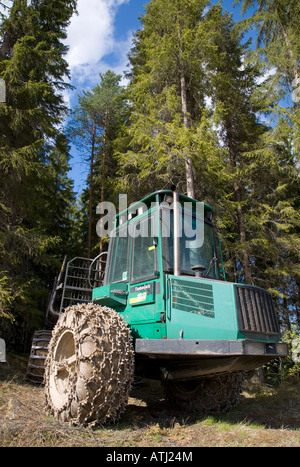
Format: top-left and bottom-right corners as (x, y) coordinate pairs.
(0, 0), (299, 375)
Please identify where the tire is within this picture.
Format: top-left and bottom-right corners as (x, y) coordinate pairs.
(26, 330), (52, 385)
(44, 303), (134, 427)
(163, 372), (245, 414)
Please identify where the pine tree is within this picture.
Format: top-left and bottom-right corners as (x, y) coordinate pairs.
(237, 0), (300, 85)
(121, 0), (213, 198)
(203, 6), (271, 285)
(67, 70), (128, 258)
(235, 0), (300, 329)
(0, 0), (77, 350)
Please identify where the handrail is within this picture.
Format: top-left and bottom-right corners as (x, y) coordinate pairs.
(46, 255), (68, 321)
(88, 252), (108, 289)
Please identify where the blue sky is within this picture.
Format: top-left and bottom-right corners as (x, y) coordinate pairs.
(65, 0), (253, 194)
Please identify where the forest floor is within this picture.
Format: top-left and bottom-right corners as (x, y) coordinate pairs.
(0, 354), (300, 448)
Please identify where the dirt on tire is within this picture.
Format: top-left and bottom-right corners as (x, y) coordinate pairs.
(44, 303), (135, 427)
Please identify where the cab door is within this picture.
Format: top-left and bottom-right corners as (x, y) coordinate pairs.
(124, 212), (166, 339)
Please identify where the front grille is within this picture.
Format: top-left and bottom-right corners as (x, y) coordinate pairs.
(234, 285), (280, 335)
(171, 278), (215, 318)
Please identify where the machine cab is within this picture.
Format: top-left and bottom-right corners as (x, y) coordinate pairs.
(104, 189), (222, 284)
(92, 189), (224, 339)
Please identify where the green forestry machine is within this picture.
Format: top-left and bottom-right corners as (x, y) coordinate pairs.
(27, 188), (288, 426)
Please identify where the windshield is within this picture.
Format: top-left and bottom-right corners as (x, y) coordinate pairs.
(161, 209), (219, 279)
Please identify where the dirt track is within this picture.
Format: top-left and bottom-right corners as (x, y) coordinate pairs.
(0, 355), (300, 447)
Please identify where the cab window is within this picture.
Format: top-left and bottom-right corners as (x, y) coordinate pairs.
(130, 215), (158, 283)
(161, 209), (219, 279)
(107, 228), (129, 283)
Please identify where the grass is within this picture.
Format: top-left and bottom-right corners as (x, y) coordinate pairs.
(1, 353), (300, 447)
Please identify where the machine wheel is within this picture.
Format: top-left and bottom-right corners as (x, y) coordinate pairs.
(26, 330), (52, 384)
(44, 303), (134, 427)
(163, 372), (245, 414)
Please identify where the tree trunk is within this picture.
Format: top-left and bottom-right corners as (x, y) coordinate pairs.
(88, 120), (96, 259)
(275, 6), (299, 83)
(98, 107), (109, 259)
(180, 73), (195, 199)
(226, 119), (252, 285)
(0, 30), (12, 59)
(234, 181), (252, 285)
(101, 107), (109, 205)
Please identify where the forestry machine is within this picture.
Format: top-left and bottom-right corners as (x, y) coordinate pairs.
(27, 188), (288, 426)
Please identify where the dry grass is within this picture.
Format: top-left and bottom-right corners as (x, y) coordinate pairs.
(1, 354), (300, 447)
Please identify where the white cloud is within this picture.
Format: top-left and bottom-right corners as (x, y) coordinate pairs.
(67, 0), (113, 68)
(256, 66), (277, 85)
(0, 0), (10, 14)
(2, 0), (132, 107)
(65, 0), (131, 83)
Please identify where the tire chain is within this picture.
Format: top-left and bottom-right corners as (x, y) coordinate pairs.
(198, 372), (245, 414)
(163, 372), (245, 414)
(44, 303), (135, 427)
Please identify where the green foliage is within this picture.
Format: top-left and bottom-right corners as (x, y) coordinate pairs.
(0, 0), (78, 351)
(116, 0), (300, 334)
(284, 327), (300, 372)
(0, 0), (299, 357)
(0, 274), (17, 321)
(233, 0), (300, 327)
(67, 70), (129, 257)
(119, 0), (213, 197)
(236, 0), (300, 83)
(263, 327), (300, 386)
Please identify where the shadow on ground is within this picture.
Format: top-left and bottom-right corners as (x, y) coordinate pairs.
(124, 377), (300, 431)
(1, 354), (300, 433)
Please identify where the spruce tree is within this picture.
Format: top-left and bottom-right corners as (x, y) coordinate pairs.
(203, 6), (271, 285)
(237, 0), (300, 153)
(121, 0), (212, 198)
(67, 71), (128, 258)
(121, 0), (299, 334)
(237, 0), (300, 85)
(0, 0), (77, 350)
(235, 0), (300, 329)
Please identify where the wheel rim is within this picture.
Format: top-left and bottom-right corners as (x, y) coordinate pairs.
(45, 304), (135, 426)
(49, 330), (77, 410)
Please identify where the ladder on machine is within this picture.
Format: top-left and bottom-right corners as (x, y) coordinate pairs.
(26, 254), (107, 384)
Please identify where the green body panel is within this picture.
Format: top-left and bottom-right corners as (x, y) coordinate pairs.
(165, 275), (239, 340)
(93, 275), (281, 343)
(93, 282), (128, 309)
(92, 190), (282, 346)
(93, 278), (167, 339)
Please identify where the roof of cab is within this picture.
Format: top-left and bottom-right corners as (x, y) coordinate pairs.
(116, 190), (213, 225)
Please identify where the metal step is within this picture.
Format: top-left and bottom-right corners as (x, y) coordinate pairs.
(25, 330), (52, 385)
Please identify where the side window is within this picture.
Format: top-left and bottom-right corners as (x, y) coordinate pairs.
(108, 228), (129, 283)
(131, 216), (158, 283)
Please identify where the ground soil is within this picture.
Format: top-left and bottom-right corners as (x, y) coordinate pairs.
(0, 354), (300, 447)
